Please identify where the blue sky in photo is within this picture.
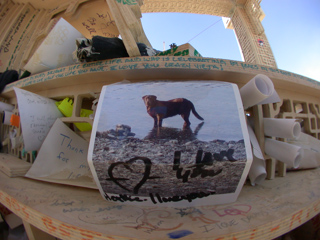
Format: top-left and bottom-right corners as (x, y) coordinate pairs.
(97, 81), (245, 141)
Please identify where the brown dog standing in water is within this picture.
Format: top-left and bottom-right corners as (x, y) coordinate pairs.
(142, 95), (204, 128)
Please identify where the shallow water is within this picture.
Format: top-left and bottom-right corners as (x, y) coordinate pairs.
(96, 81), (245, 142)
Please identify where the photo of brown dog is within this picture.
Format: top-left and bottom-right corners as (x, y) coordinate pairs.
(142, 95), (204, 128)
(90, 81), (250, 206)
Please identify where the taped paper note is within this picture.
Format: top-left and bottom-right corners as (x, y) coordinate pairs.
(10, 114), (20, 127)
(14, 87), (63, 151)
(25, 119), (95, 189)
(263, 118), (301, 139)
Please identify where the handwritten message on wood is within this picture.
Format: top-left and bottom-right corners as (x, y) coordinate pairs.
(0, 1), (14, 27)
(63, 0), (119, 38)
(1, 167), (320, 239)
(0, 4), (36, 72)
(5, 56), (319, 95)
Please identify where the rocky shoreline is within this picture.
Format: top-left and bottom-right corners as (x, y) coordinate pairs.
(92, 125), (247, 197)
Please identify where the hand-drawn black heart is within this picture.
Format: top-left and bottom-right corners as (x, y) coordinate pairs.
(107, 157), (159, 194)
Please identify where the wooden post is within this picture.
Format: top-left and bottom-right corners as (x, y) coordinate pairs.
(106, 0), (152, 56)
(278, 162), (287, 177)
(106, 0), (141, 57)
(252, 105), (265, 155)
(65, 0), (89, 16)
(23, 221), (56, 240)
(266, 158), (276, 180)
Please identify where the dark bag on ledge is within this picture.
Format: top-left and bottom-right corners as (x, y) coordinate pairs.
(76, 36), (159, 62)
(0, 70), (19, 94)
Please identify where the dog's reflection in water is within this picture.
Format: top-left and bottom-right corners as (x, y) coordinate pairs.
(144, 122), (204, 142)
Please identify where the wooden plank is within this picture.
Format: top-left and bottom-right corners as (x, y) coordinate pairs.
(0, 0), (13, 26)
(0, 1), (16, 36)
(18, 9), (47, 67)
(252, 105), (265, 154)
(0, 3), (23, 48)
(0, 153), (32, 177)
(23, 220), (56, 240)
(10, 8), (42, 72)
(116, 0), (151, 46)
(1, 168), (320, 239)
(105, 0), (141, 57)
(72, 93), (82, 117)
(21, 15), (58, 66)
(266, 158), (276, 179)
(22, 0), (89, 64)
(278, 162), (287, 177)
(63, 0), (119, 38)
(0, 3), (36, 72)
(64, 0), (89, 16)
(1, 57), (319, 100)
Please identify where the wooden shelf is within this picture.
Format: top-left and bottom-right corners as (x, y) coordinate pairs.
(2, 56), (320, 100)
(1, 60), (320, 239)
(0, 168), (319, 239)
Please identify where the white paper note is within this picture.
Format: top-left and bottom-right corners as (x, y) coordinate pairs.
(23, 18), (83, 74)
(14, 87), (63, 151)
(25, 119), (95, 188)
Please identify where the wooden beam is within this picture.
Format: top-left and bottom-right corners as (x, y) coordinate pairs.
(105, 0), (141, 57)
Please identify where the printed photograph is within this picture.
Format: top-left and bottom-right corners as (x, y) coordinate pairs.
(90, 81), (248, 202)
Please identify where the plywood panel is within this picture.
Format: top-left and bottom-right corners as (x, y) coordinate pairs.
(0, 3), (37, 72)
(1, 167), (320, 239)
(62, 0), (119, 39)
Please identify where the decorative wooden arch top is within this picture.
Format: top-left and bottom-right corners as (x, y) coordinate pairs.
(6, 0), (276, 72)
(106, 0), (277, 68)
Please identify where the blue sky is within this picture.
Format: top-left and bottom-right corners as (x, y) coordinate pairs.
(141, 0), (320, 81)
